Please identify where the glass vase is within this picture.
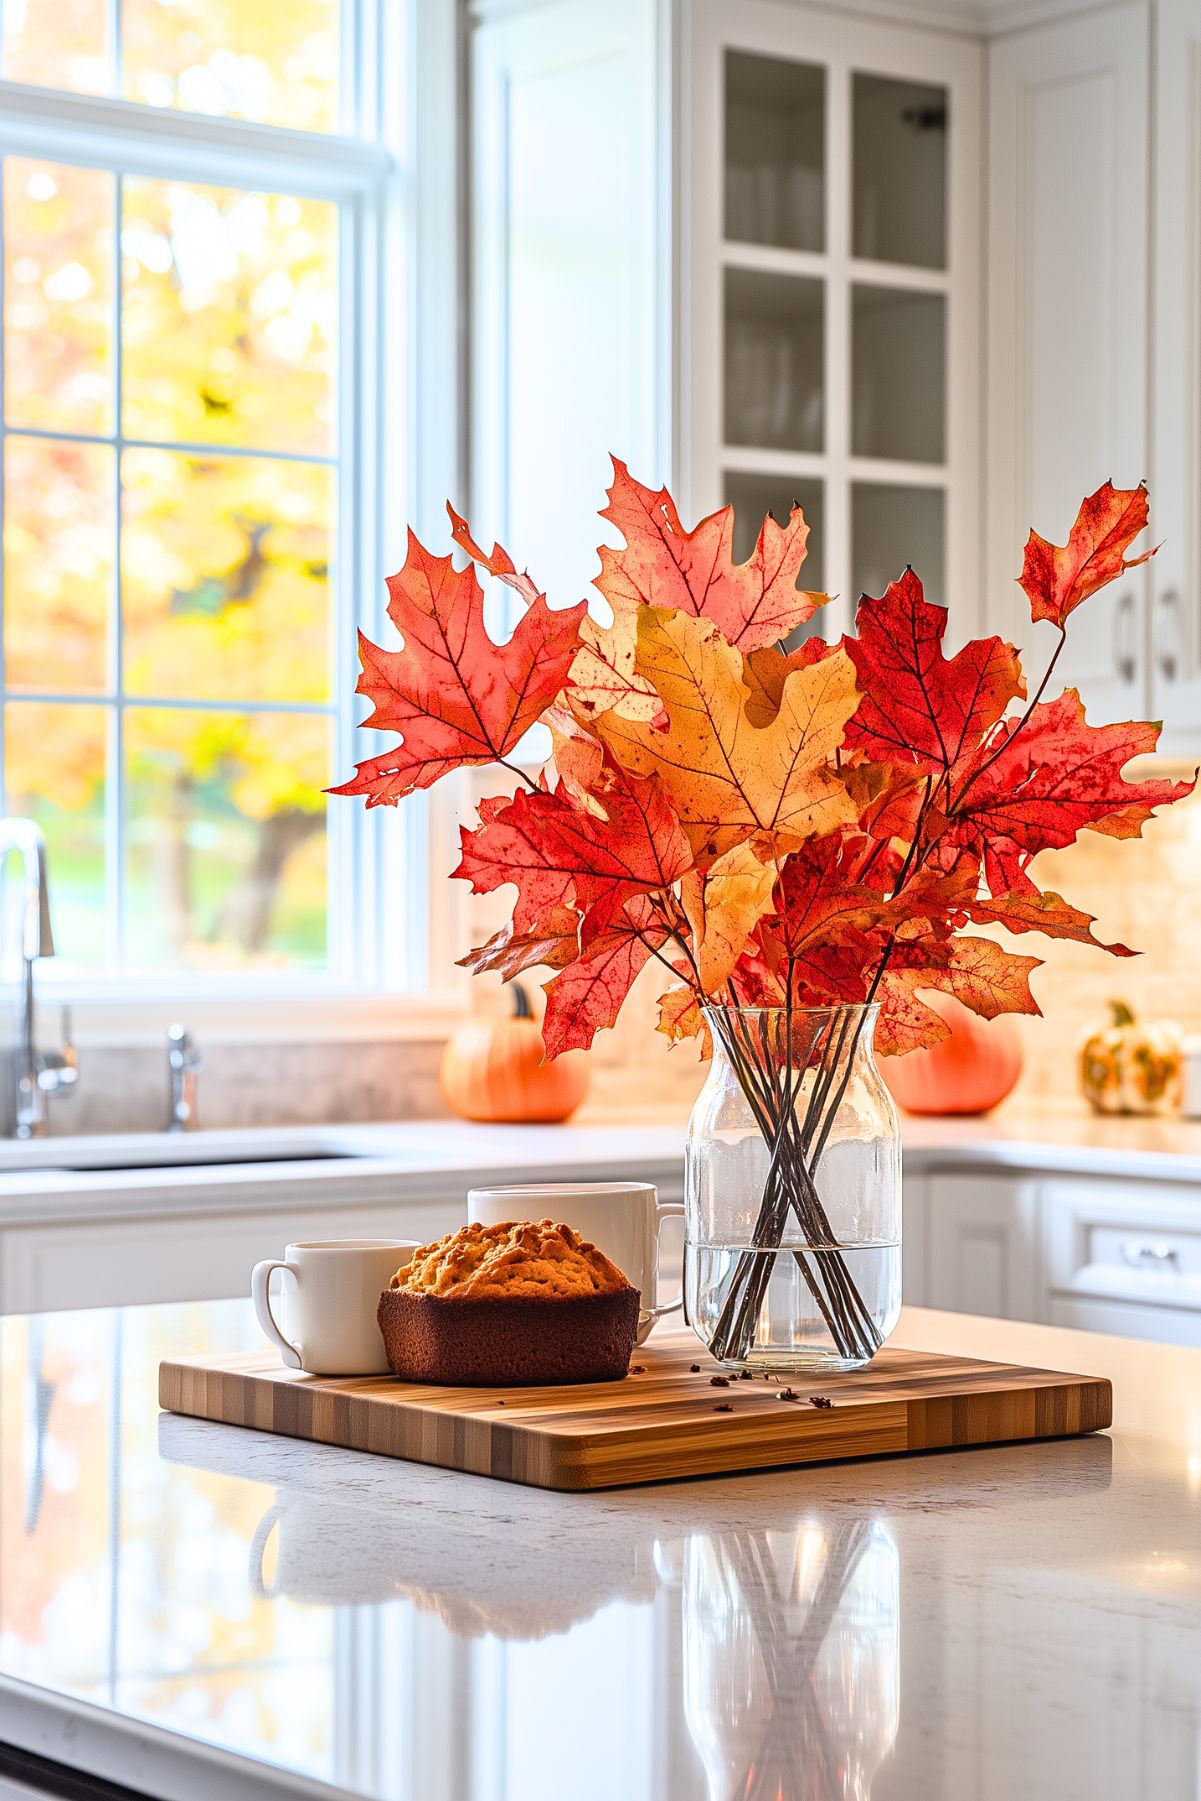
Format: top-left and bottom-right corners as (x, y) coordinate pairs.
(684, 1004), (901, 1373)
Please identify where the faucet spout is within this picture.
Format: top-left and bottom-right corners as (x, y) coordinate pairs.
(0, 817), (74, 1138)
(2, 817), (55, 963)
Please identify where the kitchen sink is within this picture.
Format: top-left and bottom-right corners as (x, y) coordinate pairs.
(0, 1127), (381, 1176)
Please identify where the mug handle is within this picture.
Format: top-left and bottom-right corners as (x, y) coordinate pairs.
(251, 1259), (302, 1370)
(249, 1503), (282, 1599)
(642, 1200), (686, 1324)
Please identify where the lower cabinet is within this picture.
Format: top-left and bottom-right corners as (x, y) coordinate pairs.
(1042, 1177), (1201, 1348)
(924, 1174), (1040, 1323)
(910, 1164), (1201, 1346)
(0, 1198), (463, 1316)
(0, 1167), (688, 1316)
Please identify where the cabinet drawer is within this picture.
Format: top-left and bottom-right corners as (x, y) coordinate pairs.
(1048, 1293), (1201, 1348)
(1044, 1180), (1201, 1314)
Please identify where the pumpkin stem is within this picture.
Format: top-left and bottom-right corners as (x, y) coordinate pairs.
(511, 982), (534, 1021)
(1109, 999), (1136, 1029)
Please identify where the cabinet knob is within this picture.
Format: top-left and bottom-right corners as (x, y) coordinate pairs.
(1119, 1239), (1179, 1269)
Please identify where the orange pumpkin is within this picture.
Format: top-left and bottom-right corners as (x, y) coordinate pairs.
(879, 991), (1023, 1116)
(439, 984), (591, 1123)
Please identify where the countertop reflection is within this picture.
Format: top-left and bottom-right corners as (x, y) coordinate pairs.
(0, 1300), (1198, 1801)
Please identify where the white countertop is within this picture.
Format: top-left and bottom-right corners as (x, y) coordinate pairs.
(1, 1103), (1199, 1227)
(1, 1299), (1200, 1799)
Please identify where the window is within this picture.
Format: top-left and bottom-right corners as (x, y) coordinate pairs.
(0, 1), (413, 992)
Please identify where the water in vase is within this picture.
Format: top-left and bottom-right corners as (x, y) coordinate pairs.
(685, 1240), (901, 1374)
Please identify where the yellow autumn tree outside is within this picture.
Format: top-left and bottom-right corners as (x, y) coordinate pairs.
(1, 1), (341, 969)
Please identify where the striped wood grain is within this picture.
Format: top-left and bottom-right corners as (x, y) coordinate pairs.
(158, 1332), (1112, 1491)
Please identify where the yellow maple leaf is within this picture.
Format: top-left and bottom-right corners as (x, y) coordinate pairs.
(680, 841), (779, 992)
(589, 608), (859, 863)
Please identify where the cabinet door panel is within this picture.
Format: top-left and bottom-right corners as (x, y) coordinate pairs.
(471, 0), (666, 608)
(1152, 0), (1201, 752)
(925, 1174), (1040, 1322)
(986, 5), (1149, 723)
(901, 1174), (928, 1305)
(686, 0), (981, 639)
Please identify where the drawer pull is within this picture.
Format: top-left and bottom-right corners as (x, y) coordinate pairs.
(1120, 1239), (1180, 1268)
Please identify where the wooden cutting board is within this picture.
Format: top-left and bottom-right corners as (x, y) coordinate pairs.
(159, 1331), (1112, 1492)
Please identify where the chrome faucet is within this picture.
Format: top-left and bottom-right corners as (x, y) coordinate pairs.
(167, 1024), (200, 1132)
(0, 818), (77, 1138)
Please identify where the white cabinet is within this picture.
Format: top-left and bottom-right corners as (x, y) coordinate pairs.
(0, 1198), (460, 1316)
(986, 4), (1151, 727)
(470, 0), (669, 604)
(915, 1164), (1201, 1345)
(986, 0), (1201, 754)
(468, 0), (1201, 751)
(900, 1174), (929, 1305)
(1042, 1175), (1201, 1346)
(1151, 0), (1201, 750)
(924, 1172), (1040, 1322)
(681, 0), (982, 636)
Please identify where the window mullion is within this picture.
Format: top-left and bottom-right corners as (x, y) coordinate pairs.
(0, 147), (6, 806)
(110, 167), (124, 970)
(331, 189), (367, 988)
(0, 81), (390, 200)
(110, 0), (123, 100)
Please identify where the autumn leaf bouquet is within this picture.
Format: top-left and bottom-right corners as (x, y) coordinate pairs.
(336, 463), (1193, 1367)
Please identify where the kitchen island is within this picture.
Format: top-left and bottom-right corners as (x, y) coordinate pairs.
(0, 1300), (1198, 1799)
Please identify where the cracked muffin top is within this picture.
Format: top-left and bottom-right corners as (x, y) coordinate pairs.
(389, 1219), (632, 1301)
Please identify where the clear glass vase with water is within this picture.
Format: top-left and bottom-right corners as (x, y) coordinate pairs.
(684, 1004), (901, 1373)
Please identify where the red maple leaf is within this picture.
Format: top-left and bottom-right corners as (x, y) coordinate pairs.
(754, 834), (890, 1003)
(446, 502), (541, 608)
(944, 691), (1194, 893)
(843, 569), (1024, 774)
(332, 527), (587, 806)
(1020, 481), (1156, 626)
(960, 889), (1134, 955)
(456, 909), (581, 981)
(595, 458), (826, 651)
(875, 935), (1042, 1055)
(452, 772), (692, 934)
(542, 896), (670, 1056)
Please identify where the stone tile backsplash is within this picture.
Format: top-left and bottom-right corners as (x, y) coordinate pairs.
(1006, 767), (1201, 1099)
(46, 1038), (453, 1136)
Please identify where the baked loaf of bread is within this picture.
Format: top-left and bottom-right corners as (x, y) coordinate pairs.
(377, 1219), (640, 1386)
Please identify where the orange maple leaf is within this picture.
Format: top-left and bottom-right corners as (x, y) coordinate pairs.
(591, 608), (859, 863)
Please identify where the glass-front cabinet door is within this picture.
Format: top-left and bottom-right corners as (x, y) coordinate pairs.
(685, 0), (981, 635)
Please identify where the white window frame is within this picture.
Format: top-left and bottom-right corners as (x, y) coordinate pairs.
(0, 0), (470, 1041)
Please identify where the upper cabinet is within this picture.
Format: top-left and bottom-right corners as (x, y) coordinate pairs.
(681, 0), (982, 639)
(470, 0), (669, 607)
(1152, 0), (1201, 754)
(986, 5), (1150, 731)
(469, 0), (1201, 761)
(986, 0), (1201, 757)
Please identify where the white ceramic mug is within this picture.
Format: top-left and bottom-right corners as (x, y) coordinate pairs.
(251, 1239), (417, 1376)
(467, 1182), (684, 1345)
